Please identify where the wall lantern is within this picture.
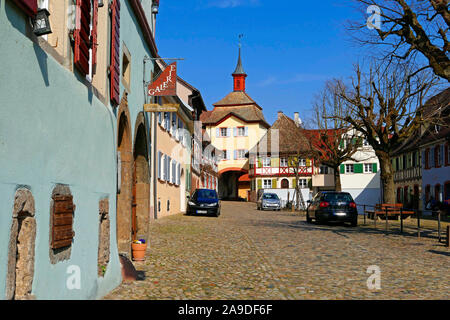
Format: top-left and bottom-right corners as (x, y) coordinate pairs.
(152, 0), (159, 14)
(98, 0), (104, 7)
(32, 8), (52, 36)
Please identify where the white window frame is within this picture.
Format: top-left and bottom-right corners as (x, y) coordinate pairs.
(262, 157), (271, 167)
(298, 179), (307, 188)
(298, 159), (306, 167)
(364, 163), (374, 173)
(219, 127), (228, 137)
(263, 179), (272, 189)
(319, 165), (329, 174)
(345, 164), (354, 174)
(280, 158), (288, 167)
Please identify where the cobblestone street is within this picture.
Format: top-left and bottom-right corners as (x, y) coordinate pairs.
(103, 201), (449, 300)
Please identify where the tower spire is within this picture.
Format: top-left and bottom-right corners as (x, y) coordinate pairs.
(232, 35), (247, 91)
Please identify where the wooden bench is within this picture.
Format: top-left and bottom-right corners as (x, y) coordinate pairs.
(366, 204), (415, 221)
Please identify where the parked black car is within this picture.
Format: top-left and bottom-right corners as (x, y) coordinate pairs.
(186, 189), (221, 217)
(306, 191), (358, 226)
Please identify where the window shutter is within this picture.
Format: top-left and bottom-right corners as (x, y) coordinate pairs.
(271, 157), (278, 167)
(14, 0), (37, 17)
(373, 163), (377, 173)
(422, 150), (426, 169)
(216, 128), (220, 137)
(306, 159), (311, 167)
(257, 179), (262, 189)
(74, 0), (92, 76)
(272, 179), (277, 189)
(354, 163), (363, 173)
(52, 195), (75, 249)
(293, 178), (297, 188)
(340, 164), (345, 174)
(227, 128), (231, 137)
(245, 127), (248, 136)
(440, 144), (444, 166)
(110, 0), (120, 105)
(158, 152), (162, 179)
(431, 147), (435, 168)
(234, 150), (237, 160)
(233, 128), (237, 137)
(91, 0), (99, 72)
(445, 144), (449, 166)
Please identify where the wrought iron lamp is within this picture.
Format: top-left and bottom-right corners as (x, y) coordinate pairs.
(32, 8), (52, 36)
(152, 0), (159, 14)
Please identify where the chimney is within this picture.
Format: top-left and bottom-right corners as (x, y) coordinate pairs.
(294, 112), (302, 127)
(278, 111), (283, 119)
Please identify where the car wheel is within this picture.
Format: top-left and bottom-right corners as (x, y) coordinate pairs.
(306, 212), (312, 223)
(350, 218), (357, 227)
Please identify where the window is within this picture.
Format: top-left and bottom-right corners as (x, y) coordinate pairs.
(263, 179), (272, 189)
(221, 150), (229, 161)
(298, 179), (307, 188)
(345, 164), (354, 173)
(121, 45), (131, 92)
(280, 158), (288, 167)
(319, 166), (329, 174)
(298, 159), (306, 166)
(235, 149), (247, 160)
(363, 139), (370, 147)
(218, 128), (229, 137)
(446, 144), (449, 166)
(364, 163), (374, 173)
(235, 127), (247, 137)
(435, 145), (441, 167)
(262, 157), (271, 167)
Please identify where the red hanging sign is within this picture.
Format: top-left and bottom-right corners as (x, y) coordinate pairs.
(148, 62), (177, 96)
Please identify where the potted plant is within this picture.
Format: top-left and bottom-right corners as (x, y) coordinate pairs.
(131, 238), (147, 261)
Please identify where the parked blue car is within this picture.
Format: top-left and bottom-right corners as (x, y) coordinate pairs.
(186, 189), (221, 217)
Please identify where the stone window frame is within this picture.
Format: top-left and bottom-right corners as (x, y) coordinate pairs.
(121, 42), (132, 94)
(49, 185), (75, 264)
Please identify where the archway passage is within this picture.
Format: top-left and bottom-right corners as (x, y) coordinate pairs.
(218, 168), (248, 201)
(133, 122), (150, 243)
(116, 109), (133, 256)
(6, 189), (36, 300)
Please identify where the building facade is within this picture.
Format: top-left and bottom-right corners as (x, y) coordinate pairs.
(201, 47), (269, 200)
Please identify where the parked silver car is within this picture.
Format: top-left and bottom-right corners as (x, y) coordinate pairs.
(257, 193), (281, 211)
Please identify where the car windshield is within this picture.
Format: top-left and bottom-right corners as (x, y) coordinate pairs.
(263, 194), (279, 200)
(322, 193), (353, 203)
(194, 190), (218, 200)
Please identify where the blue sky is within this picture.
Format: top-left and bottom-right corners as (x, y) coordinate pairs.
(155, 0), (368, 125)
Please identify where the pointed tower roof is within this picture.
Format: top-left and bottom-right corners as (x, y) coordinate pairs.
(232, 47), (246, 75)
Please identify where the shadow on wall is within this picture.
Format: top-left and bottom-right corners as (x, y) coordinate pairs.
(5, 1), (50, 87)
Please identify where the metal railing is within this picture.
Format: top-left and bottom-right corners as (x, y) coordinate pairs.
(357, 203), (449, 246)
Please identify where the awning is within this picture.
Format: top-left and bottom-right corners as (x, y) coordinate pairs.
(238, 174), (250, 182)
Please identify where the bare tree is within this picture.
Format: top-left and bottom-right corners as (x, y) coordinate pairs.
(348, 0), (450, 82)
(309, 81), (365, 191)
(334, 61), (439, 203)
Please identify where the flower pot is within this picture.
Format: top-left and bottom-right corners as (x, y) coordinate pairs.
(131, 242), (147, 261)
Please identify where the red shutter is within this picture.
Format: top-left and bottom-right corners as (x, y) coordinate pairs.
(90, 0), (99, 72)
(110, 0), (121, 105)
(74, 0), (92, 76)
(14, 0), (37, 17)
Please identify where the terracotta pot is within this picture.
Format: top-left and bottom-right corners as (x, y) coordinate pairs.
(131, 243), (147, 261)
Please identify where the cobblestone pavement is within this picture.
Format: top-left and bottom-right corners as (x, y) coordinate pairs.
(103, 201), (449, 300)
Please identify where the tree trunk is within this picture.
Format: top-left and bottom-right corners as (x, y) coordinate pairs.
(376, 151), (395, 204)
(333, 165), (342, 192)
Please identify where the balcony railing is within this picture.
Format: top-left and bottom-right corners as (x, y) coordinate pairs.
(250, 166), (313, 177)
(394, 166), (421, 182)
